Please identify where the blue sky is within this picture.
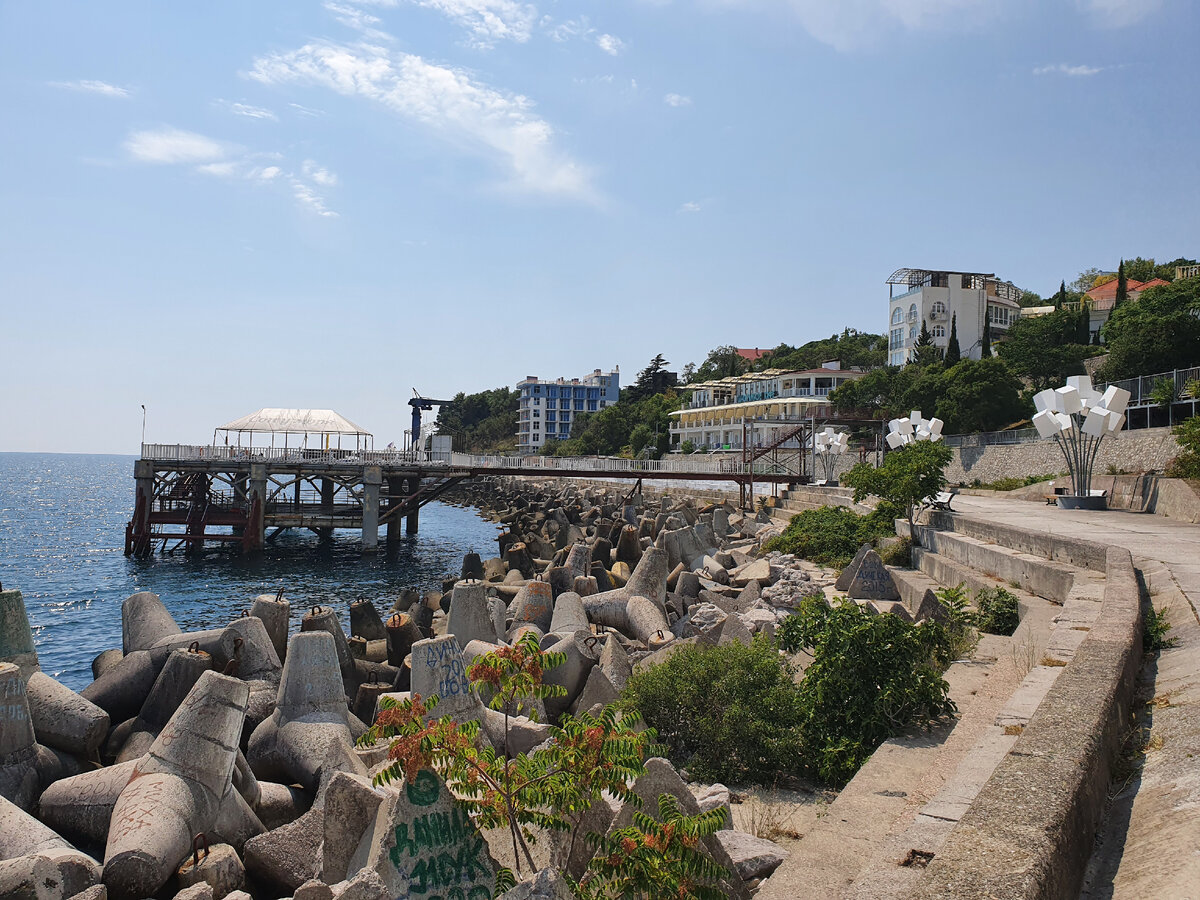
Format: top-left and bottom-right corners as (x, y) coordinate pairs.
(1, 0), (1196, 453)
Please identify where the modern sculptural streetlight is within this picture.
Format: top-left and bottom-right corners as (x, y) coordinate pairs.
(813, 426), (849, 483)
(885, 411), (944, 449)
(1032, 375), (1130, 509)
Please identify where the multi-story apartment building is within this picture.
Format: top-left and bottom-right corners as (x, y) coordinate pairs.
(669, 363), (864, 451)
(516, 368), (620, 455)
(886, 268), (1022, 366)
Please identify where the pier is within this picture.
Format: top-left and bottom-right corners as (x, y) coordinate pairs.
(124, 407), (845, 555)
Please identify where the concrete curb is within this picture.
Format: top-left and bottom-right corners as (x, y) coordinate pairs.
(910, 546), (1143, 899)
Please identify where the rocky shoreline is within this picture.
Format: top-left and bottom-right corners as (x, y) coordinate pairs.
(2, 475), (923, 900)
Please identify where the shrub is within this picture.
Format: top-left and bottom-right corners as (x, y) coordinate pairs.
(844, 441), (954, 539)
(1166, 416), (1200, 479)
(1143, 604), (1176, 653)
(778, 598), (956, 787)
(620, 637), (806, 784)
(761, 502), (903, 568)
(879, 537), (912, 568)
(974, 587), (1020, 636)
(931, 585), (980, 664)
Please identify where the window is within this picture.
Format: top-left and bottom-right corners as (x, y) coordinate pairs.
(599, 401), (606, 408)
(908, 303), (918, 322)
(574, 388), (585, 399)
(961, 274), (973, 288)
(560, 399), (571, 409)
(930, 272), (948, 288)
(587, 401), (598, 411)
(533, 410), (540, 417)
(891, 307), (904, 325)
(889, 327), (904, 351)
(932, 325), (946, 338)
(909, 325), (918, 340)
(533, 385), (541, 394)
(931, 300), (947, 319)
(547, 411), (556, 422)
(547, 387), (557, 399)
(574, 400), (583, 410)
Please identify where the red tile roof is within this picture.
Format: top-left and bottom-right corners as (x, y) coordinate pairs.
(1086, 276), (1170, 310)
(735, 348), (768, 361)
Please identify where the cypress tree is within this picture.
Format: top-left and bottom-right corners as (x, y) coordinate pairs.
(1055, 280), (1066, 309)
(1114, 259), (1128, 309)
(980, 308), (993, 358)
(945, 313), (961, 364)
(913, 319), (939, 365)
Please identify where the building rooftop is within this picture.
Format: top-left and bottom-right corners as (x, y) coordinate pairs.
(735, 347), (769, 361)
(886, 268), (996, 286)
(1086, 277), (1170, 310)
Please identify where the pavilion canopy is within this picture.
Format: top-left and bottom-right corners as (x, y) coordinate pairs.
(216, 408), (371, 437)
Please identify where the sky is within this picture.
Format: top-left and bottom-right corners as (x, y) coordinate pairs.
(1, 0), (1197, 453)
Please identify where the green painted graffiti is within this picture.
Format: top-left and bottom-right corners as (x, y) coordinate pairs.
(406, 769), (441, 807)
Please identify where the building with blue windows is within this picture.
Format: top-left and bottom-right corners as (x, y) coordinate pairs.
(516, 368), (620, 455)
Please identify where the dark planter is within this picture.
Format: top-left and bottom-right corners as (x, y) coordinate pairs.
(1056, 495), (1108, 511)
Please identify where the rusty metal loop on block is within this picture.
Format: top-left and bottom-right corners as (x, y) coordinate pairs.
(655, 630), (665, 641)
(188, 641), (200, 653)
(368, 670), (379, 684)
(191, 833), (210, 868)
(275, 587), (285, 601)
(240, 609), (250, 617)
(584, 635), (601, 652)
(311, 606), (322, 616)
(232, 637), (244, 655)
(387, 613), (401, 627)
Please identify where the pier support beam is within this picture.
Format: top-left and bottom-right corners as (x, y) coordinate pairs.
(386, 477), (404, 550)
(405, 476), (421, 535)
(127, 459), (155, 556)
(362, 466), (381, 552)
(246, 463), (267, 553)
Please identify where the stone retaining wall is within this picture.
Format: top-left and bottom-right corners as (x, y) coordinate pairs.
(947, 426), (1180, 485)
(912, 545), (1144, 899)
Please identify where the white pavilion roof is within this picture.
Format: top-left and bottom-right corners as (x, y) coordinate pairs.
(216, 408), (371, 436)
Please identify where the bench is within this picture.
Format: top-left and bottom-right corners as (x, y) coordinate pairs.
(928, 490), (956, 511)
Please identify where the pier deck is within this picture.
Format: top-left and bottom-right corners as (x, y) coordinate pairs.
(127, 443), (808, 555)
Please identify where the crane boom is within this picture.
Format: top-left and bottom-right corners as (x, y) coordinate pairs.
(408, 393), (454, 449)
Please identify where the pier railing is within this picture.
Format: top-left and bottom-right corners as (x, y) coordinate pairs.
(139, 444), (798, 478)
(140, 444), (450, 465)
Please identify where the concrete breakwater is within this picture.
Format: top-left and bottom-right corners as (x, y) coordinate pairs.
(2, 475), (1154, 899)
(3, 476), (857, 899)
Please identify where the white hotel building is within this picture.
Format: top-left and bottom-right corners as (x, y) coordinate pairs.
(516, 368), (620, 455)
(669, 363), (864, 451)
(886, 268), (1022, 366)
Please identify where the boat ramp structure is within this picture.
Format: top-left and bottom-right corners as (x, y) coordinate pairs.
(127, 407), (858, 556)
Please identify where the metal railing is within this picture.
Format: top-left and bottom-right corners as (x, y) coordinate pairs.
(940, 428), (1041, 449)
(141, 444), (451, 465)
(1095, 366), (1200, 407)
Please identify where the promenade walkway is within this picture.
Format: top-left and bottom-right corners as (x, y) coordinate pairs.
(952, 496), (1200, 900)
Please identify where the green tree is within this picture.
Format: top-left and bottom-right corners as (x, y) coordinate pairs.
(980, 310), (993, 358)
(1054, 280), (1067, 309)
(1099, 278), (1200, 380)
(912, 319), (940, 365)
(998, 307), (1103, 391)
(931, 358), (1027, 434)
(1071, 267), (1109, 293)
(627, 354), (677, 402)
(1114, 259), (1129, 310)
(754, 329), (888, 373)
(692, 346), (748, 382)
(944, 313), (961, 365)
(435, 387), (520, 453)
(1018, 290), (1044, 307)
(844, 440), (953, 538)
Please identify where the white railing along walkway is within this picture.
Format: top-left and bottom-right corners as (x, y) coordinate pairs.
(140, 444), (798, 477)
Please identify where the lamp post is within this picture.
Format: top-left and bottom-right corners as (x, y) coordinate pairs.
(1032, 375), (1129, 509)
(885, 410), (944, 449)
(141, 404), (146, 448)
(813, 426), (849, 484)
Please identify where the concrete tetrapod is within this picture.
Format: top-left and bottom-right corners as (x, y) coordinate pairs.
(121, 591), (182, 655)
(249, 594), (290, 664)
(582, 547), (671, 643)
(0, 588), (40, 677)
(102, 670), (250, 900)
(300, 606), (355, 682)
(0, 794), (102, 898)
(115, 647), (214, 763)
(444, 580), (498, 648)
(0, 663), (39, 810)
(508, 580), (554, 637)
(349, 601), (387, 643)
(247, 632), (365, 792)
(25, 672), (110, 759)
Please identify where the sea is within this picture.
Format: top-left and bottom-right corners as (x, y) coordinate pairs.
(0, 452), (502, 691)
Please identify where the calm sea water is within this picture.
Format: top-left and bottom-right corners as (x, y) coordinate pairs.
(0, 453), (502, 690)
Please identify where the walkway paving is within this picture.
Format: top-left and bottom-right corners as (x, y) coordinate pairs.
(951, 496), (1200, 900)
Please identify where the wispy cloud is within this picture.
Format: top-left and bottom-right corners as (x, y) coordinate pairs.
(711, 0), (1002, 52)
(125, 127), (229, 164)
(225, 101), (279, 120)
(50, 79), (130, 98)
(595, 33), (625, 55)
(664, 92), (692, 107)
(248, 40), (596, 201)
(124, 127), (338, 216)
(289, 102), (326, 117)
(1074, 0), (1161, 28)
(399, 0), (538, 47)
(678, 200), (702, 213)
(1032, 63), (1104, 77)
(324, 1), (393, 39)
